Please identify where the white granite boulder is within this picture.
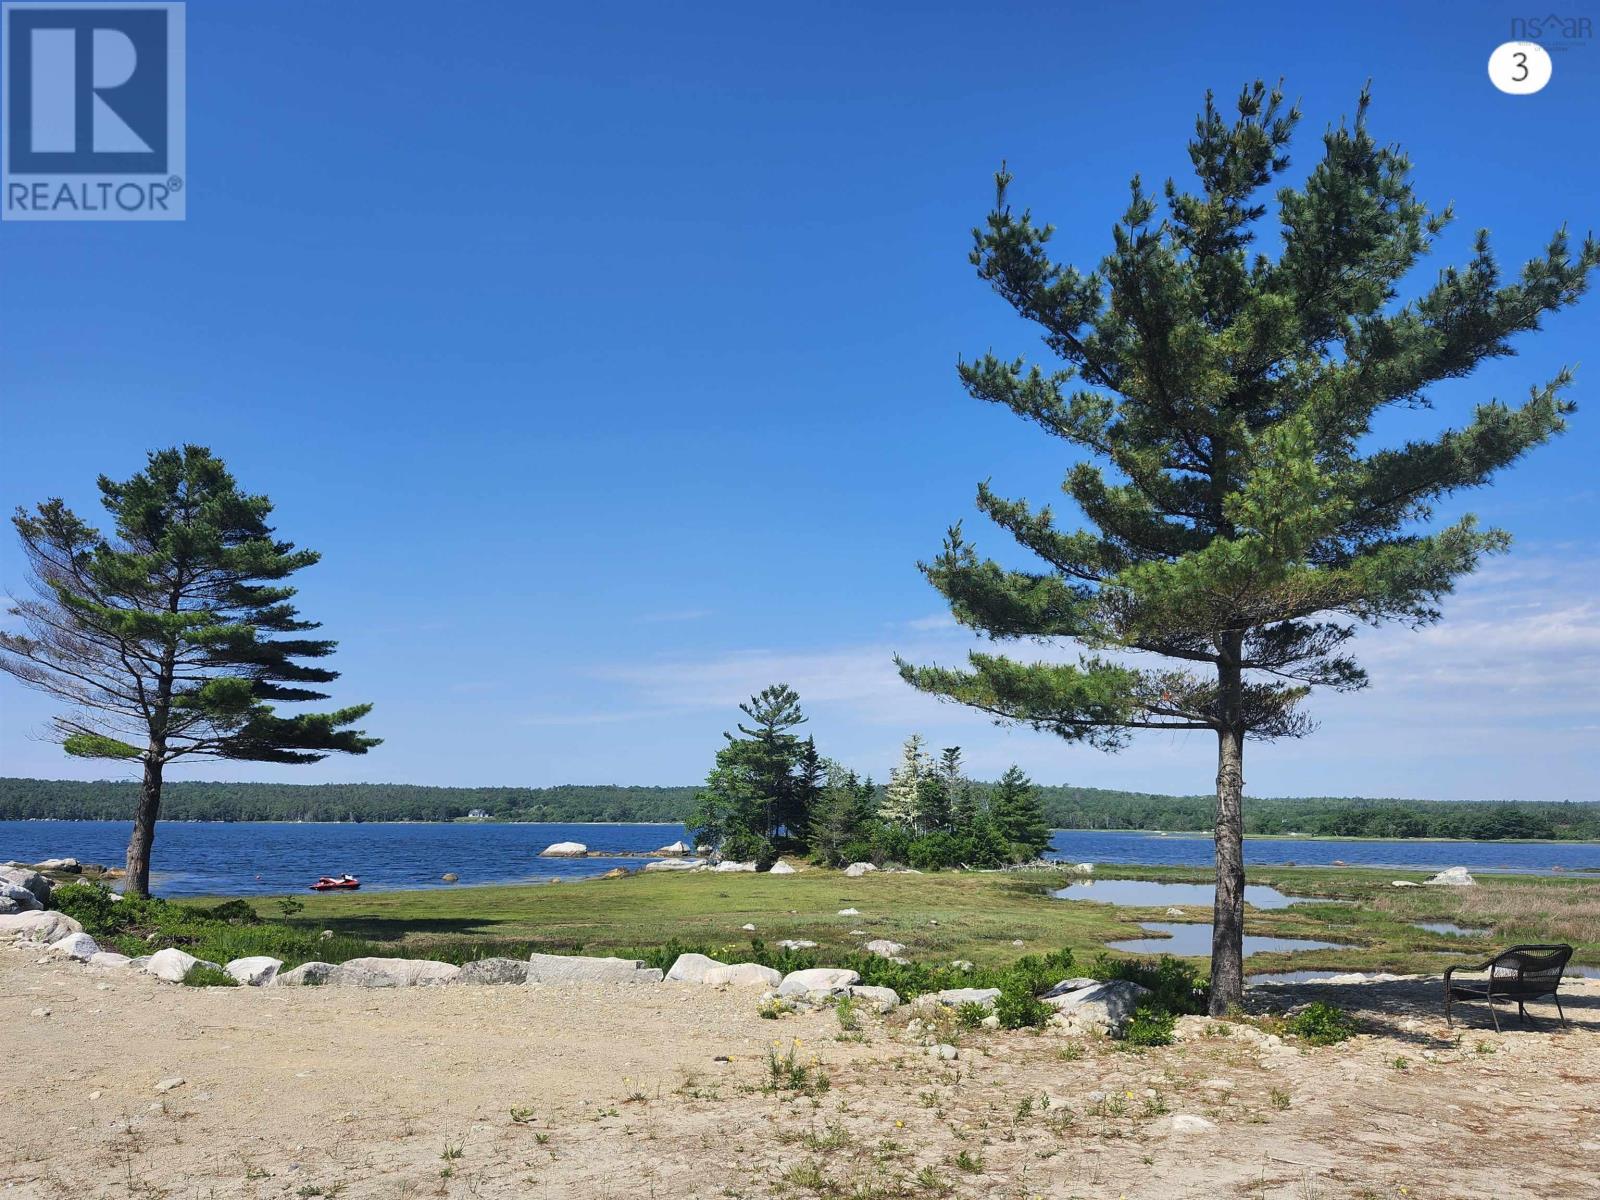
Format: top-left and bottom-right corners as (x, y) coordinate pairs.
(0, 881), (43, 911)
(643, 858), (705, 872)
(776, 939), (817, 950)
(767, 861), (796, 875)
(143, 947), (218, 983)
(713, 860), (757, 873)
(0, 910), (84, 944)
(0, 867), (54, 905)
(47, 932), (100, 961)
(1045, 979), (1152, 1034)
(665, 952), (727, 983)
(525, 953), (662, 985)
(32, 857), (80, 872)
(457, 957), (533, 984)
(654, 840), (691, 856)
(912, 987), (1001, 1010)
(339, 957), (461, 986)
(842, 862), (876, 878)
(703, 962), (782, 989)
(87, 951), (133, 969)
(777, 967), (859, 1000)
(863, 939), (906, 958)
(274, 961), (338, 986)
(539, 841), (588, 857)
(1424, 866), (1475, 886)
(846, 984), (901, 1012)
(223, 956), (283, 986)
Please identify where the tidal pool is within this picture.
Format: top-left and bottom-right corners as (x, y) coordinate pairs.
(1107, 921), (1351, 957)
(1053, 878), (1312, 910)
(1413, 921), (1490, 937)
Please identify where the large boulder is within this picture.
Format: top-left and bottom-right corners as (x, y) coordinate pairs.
(653, 841), (691, 856)
(863, 939), (906, 958)
(47, 932), (100, 961)
(1066, 862), (1095, 876)
(1045, 979), (1152, 1035)
(525, 953), (663, 985)
(274, 961), (338, 986)
(843, 862), (876, 878)
(338, 957), (461, 987)
(0, 866), (53, 905)
(32, 857), (80, 873)
(457, 957), (533, 985)
(713, 860), (756, 873)
(0, 897), (20, 916)
(767, 861), (797, 875)
(1424, 866), (1476, 887)
(87, 951), (134, 969)
(0, 881), (43, 912)
(538, 842), (588, 858)
(912, 987), (1001, 1010)
(665, 952), (727, 983)
(643, 858), (705, 872)
(144, 947), (214, 983)
(776, 939), (817, 950)
(702, 962), (782, 989)
(847, 984), (901, 1013)
(776, 968), (860, 1001)
(0, 910), (84, 944)
(223, 956), (283, 986)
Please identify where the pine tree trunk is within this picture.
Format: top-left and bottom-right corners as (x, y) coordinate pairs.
(1210, 723), (1246, 1014)
(126, 752), (163, 898)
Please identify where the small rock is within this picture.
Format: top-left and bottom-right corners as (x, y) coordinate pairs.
(88, 1091), (101, 1100)
(776, 939), (817, 951)
(1391, 880), (1421, 888)
(927, 1043), (958, 1061)
(847, 984), (901, 1012)
(318, 930), (334, 940)
(1200, 1078), (1234, 1092)
(863, 939), (906, 958)
(441, 873), (459, 883)
(1165, 907), (1185, 917)
(767, 861), (796, 875)
(1160, 1114), (1217, 1136)
(740, 923), (756, 931)
(30, 1007), (50, 1018)
(154, 1078), (185, 1093)
(837, 908), (860, 916)
(1011, 939), (1025, 947)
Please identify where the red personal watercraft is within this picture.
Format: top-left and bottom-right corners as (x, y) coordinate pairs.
(309, 874), (361, 891)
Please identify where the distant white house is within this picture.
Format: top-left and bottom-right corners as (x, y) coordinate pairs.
(466, 808), (491, 820)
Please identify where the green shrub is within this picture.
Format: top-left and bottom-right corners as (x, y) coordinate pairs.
(1090, 954), (1208, 1015)
(954, 1001), (989, 1029)
(200, 898), (261, 925)
(1286, 1002), (1357, 1046)
(182, 963), (239, 987)
(994, 975), (1052, 1029)
(1123, 1002), (1177, 1046)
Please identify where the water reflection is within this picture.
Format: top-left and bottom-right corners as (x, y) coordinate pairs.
(1413, 921), (1489, 937)
(1053, 878), (1310, 910)
(1107, 921), (1351, 956)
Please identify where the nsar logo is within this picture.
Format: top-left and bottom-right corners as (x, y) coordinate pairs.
(2, 2), (185, 221)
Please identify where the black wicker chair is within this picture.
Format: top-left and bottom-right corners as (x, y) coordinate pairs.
(1444, 944), (1573, 1031)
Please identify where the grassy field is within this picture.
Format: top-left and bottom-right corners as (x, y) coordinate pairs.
(211, 861), (1600, 976)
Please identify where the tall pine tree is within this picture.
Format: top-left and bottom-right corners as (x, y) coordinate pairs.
(0, 447), (379, 896)
(897, 83), (1597, 1010)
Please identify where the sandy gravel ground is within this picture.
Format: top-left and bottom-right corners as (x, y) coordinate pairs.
(6, 946), (1599, 1200)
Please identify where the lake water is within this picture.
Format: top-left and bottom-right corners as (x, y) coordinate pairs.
(1053, 878), (1312, 910)
(3, 820), (1599, 898)
(1108, 921), (1351, 956)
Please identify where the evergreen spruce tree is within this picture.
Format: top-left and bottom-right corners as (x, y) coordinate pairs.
(897, 82), (1597, 1010)
(0, 446), (379, 896)
(939, 746), (980, 833)
(808, 760), (870, 866)
(880, 733), (927, 830)
(688, 684), (811, 861)
(989, 765), (1050, 857)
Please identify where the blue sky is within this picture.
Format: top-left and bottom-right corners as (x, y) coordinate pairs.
(2, 0), (1596, 800)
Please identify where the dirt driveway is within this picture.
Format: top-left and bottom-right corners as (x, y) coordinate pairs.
(6, 947), (1599, 1199)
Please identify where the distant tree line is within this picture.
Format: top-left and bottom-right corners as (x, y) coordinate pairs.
(3, 776), (1595, 842)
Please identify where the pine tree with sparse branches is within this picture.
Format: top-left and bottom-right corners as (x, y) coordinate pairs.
(0, 446), (379, 896)
(897, 81), (1598, 1011)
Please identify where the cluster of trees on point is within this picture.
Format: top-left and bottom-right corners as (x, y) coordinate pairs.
(686, 683), (1052, 869)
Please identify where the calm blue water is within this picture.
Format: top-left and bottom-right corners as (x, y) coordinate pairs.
(2, 821), (1597, 898)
